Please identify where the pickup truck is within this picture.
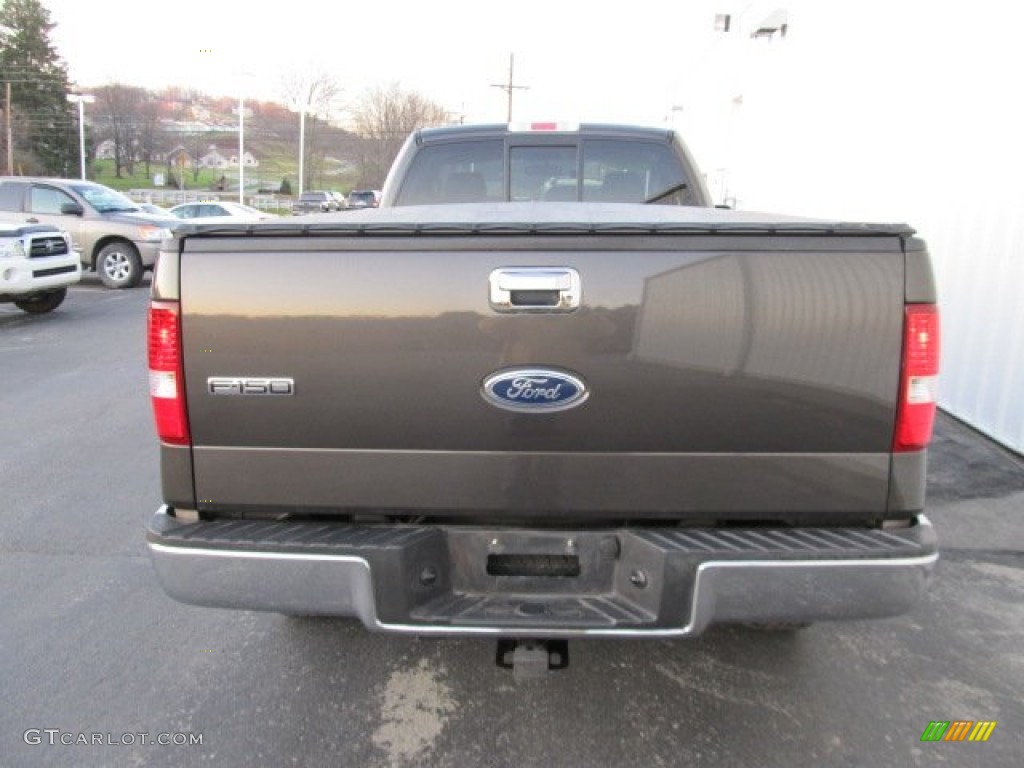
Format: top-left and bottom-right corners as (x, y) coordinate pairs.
(291, 191), (342, 215)
(0, 220), (79, 313)
(146, 123), (939, 668)
(0, 177), (176, 289)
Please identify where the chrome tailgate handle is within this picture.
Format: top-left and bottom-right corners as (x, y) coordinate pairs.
(489, 268), (581, 312)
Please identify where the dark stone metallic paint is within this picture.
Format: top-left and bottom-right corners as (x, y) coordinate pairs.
(166, 230), (918, 519)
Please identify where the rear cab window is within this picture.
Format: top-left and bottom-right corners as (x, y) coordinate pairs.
(394, 132), (699, 206)
(396, 140), (504, 205)
(582, 140), (696, 204)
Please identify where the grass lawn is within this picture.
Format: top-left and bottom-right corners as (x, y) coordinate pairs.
(90, 153), (356, 203)
(91, 159), (295, 193)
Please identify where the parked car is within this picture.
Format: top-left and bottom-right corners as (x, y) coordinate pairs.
(168, 201), (278, 224)
(291, 191), (341, 215)
(329, 191), (347, 210)
(0, 219), (80, 313)
(346, 189), (381, 209)
(0, 177), (177, 289)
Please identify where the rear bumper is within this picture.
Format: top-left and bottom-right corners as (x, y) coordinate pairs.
(146, 507), (937, 637)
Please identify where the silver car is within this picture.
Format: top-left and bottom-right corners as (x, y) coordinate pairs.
(0, 177), (177, 288)
(168, 201), (278, 224)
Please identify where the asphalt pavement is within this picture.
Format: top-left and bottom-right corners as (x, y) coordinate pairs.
(1, 277), (1022, 767)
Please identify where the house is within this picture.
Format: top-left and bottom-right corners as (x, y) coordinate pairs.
(165, 146), (194, 169)
(95, 139), (116, 160)
(199, 145), (259, 169)
(95, 136), (174, 165)
(199, 146), (229, 169)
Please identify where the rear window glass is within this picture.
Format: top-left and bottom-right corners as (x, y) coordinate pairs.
(395, 140), (503, 205)
(394, 137), (696, 205)
(582, 140), (694, 204)
(510, 146), (577, 201)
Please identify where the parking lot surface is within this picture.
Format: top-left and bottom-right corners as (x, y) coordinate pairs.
(2, 279), (1022, 767)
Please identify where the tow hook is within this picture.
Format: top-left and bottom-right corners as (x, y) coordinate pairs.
(496, 639), (570, 680)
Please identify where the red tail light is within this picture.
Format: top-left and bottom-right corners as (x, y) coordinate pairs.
(894, 304), (940, 451)
(148, 300), (190, 445)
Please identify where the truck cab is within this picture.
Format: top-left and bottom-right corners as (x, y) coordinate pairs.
(381, 123), (711, 207)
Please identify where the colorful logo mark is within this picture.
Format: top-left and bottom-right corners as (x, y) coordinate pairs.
(920, 721), (997, 742)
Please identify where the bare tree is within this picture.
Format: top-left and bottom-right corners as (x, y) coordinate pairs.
(136, 95), (161, 179)
(349, 84), (451, 187)
(187, 126), (219, 184)
(92, 83), (146, 177)
(281, 71), (343, 190)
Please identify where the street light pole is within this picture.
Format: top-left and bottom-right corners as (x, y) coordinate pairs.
(238, 94), (245, 204)
(294, 80), (317, 197)
(233, 71), (257, 205)
(298, 106), (306, 196)
(66, 93), (95, 180)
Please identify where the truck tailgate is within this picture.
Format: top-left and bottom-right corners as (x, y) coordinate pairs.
(178, 227), (905, 521)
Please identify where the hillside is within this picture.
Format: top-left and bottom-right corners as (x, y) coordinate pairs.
(90, 89), (371, 195)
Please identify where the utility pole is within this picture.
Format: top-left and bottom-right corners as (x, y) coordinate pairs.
(491, 53), (529, 122)
(5, 82), (12, 175)
(1, 24), (11, 174)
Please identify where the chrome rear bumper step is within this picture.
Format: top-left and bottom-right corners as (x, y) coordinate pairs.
(147, 508), (937, 637)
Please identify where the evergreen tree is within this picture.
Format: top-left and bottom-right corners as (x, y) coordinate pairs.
(0, 0), (74, 175)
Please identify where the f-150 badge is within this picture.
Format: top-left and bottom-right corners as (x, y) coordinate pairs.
(208, 377), (294, 395)
(481, 368), (588, 413)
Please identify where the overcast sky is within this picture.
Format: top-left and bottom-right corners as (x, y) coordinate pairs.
(43, 0), (730, 126)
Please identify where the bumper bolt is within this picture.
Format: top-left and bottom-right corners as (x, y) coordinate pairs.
(630, 569), (648, 589)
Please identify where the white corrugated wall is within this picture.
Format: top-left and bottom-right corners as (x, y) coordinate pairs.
(685, 0), (1024, 453)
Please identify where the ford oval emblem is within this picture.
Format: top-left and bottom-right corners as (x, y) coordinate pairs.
(481, 368), (589, 413)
